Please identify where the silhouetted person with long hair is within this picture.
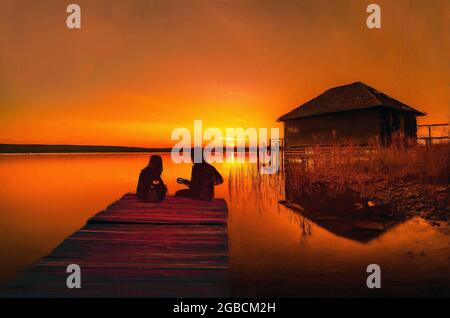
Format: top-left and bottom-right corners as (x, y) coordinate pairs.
(136, 155), (167, 202)
(175, 152), (223, 201)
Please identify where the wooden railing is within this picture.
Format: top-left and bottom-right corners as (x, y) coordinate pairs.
(417, 123), (449, 145)
(282, 145), (388, 158)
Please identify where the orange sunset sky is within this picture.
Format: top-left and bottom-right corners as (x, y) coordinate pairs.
(0, 0), (448, 147)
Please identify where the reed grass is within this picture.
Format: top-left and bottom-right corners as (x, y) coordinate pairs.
(287, 143), (449, 186)
(225, 142), (449, 218)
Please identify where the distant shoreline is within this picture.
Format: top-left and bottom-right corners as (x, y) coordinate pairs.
(0, 144), (172, 154)
(0, 143), (272, 154)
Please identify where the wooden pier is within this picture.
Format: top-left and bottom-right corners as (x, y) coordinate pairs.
(4, 193), (229, 297)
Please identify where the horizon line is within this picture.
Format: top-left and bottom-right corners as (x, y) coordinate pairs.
(0, 143), (271, 154)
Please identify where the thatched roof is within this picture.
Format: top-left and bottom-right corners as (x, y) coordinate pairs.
(278, 82), (425, 121)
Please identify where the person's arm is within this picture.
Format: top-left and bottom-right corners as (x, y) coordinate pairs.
(157, 176), (167, 193)
(177, 177), (191, 187)
(211, 166), (223, 185)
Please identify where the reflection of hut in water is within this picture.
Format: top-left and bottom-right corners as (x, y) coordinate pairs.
(281, 200), (401, 243)
(278, 82), (425, 146)
(281, 160), (403, 243)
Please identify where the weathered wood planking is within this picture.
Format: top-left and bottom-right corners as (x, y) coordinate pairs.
(4, 193), (229, 297)
(91, 193), (228, 225)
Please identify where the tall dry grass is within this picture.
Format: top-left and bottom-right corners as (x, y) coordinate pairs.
(364, 144), (450, 185)
(224, 142), (449, 210)
(226, 161), (285, 207)
(284, 142), (450, 200)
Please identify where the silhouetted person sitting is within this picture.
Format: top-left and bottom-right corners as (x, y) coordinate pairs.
(136, 155), (167, 202)
(175, 153), (223, 201)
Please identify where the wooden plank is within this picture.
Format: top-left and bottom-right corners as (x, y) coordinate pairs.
(89, 194), (227, 225)
(2, 193), (229, 297)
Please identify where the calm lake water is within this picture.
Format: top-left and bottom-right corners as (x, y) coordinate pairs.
(0, 153), (449, 297)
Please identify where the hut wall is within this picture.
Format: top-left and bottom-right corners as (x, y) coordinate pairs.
(404, 115), (417, 138)
(379, 108), (418, 145)
(283, 108), (381, 147)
